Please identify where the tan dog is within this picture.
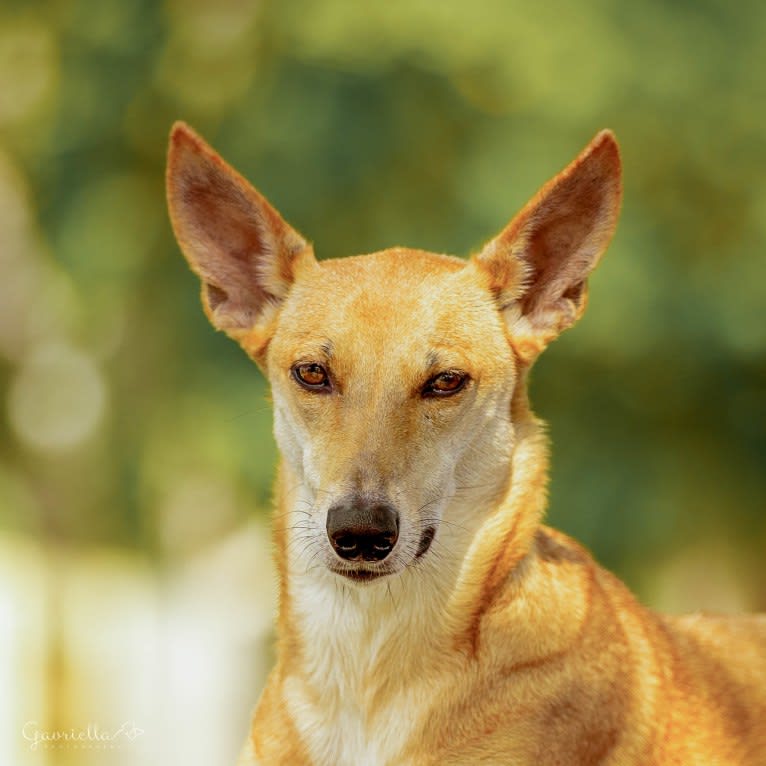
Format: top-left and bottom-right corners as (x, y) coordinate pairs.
(166, 124), (766, 765)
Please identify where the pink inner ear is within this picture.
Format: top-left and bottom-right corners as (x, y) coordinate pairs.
(521, 210), (597, 315)
(512, 136), (621, 320)
(180, 170), (270, 288)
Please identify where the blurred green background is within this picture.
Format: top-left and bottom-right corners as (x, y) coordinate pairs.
(1, 0), (765, 763)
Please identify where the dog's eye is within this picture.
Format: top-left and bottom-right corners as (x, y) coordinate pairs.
(292, 363), (331, 391)
(422, 370), (468, 398)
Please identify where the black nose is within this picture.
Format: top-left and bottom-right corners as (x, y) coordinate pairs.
(326, 497), (400, 562)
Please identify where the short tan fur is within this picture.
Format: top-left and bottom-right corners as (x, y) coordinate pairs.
(167, 123), (766, 765)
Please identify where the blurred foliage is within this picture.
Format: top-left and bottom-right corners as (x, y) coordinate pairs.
(0, 0), (764, 600)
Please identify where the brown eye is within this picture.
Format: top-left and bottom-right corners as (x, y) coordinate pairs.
(292, 363), (331, 391)
(423, 370), (468, 398)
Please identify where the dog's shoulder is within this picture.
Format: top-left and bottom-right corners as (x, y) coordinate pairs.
(663, 611), (766, 698)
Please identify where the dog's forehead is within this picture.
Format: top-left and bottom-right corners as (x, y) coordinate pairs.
(274, 248), (507, 359)
(314, 248), (466, 298)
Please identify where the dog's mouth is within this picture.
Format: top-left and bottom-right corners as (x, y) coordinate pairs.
(415, 525), (436, 558)
(332, 568), (387, 583)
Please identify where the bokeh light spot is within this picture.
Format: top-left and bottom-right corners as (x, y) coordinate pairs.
(8, 344), (107, 452)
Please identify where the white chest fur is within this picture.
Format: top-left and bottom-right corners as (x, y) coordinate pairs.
(285, 569), (449, 766)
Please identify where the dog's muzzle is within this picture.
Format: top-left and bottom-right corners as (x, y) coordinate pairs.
(326, 497), (399, 563)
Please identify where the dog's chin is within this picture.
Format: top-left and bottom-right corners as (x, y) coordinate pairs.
(330, 567), (391, 584)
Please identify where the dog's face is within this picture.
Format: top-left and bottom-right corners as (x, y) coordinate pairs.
(267, 250), (518, 579)
(167, 124), (621, 583)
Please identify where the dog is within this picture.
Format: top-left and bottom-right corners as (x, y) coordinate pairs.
(166, 124), (766, 765)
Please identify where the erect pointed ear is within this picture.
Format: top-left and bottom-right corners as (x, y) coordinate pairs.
(471, 130), (622, 362)
(166, 122), (316, 351)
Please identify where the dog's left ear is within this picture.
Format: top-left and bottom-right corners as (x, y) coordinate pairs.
(472, 130), (622, 361)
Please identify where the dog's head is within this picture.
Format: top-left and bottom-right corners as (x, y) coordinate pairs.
(167, 125), (621, 583)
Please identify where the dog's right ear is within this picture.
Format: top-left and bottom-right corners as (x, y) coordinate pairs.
(166, 122), (315, 354)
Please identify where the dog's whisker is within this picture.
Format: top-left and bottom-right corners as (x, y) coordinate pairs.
(420, 516), (471, 534)
(224, 404), (274, 422)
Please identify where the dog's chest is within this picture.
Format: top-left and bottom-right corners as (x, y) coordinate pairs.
(285, 580), (431, 765)
(287, 685), (418, 766)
